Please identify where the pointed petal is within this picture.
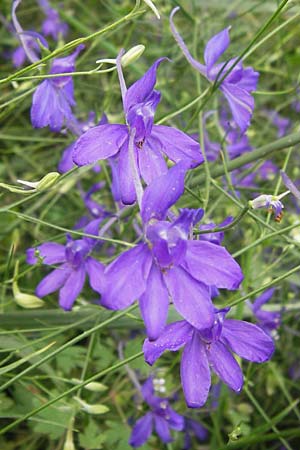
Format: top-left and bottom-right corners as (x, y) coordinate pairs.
(167, 408), (184, 431)
(164, 266), (214, 330)
(221, 84), (254, 133)
(180, 332), (211, 408)
(204, 28), (230, 74)
(143, 320), (193, 365)
(154, 416), (172, 443)
(185, 241), (243, 290)
(138, 141), (168, 185)
(124, 58), (166, 112)
(101, 244), (152, 309)
(72, 124), (127, 166)
(151, 126), (204, 168)
(280, 170), (300, 200)
(36, 264), (71, 297)
(129, 412), (153, 447)
(118, 138), (137, 205)
(222, 319), (275, 362)
(85, 257), (104, 294)
(139, 264), (169, 340)
(26, 242), (66, 265)
(59, 265), (86, 310)
(208, 340), (243, 392)
(58, 143), (75, 173)
(141, 161), (188, 222)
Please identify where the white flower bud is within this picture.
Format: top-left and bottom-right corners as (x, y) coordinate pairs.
(71, 379), (108, 392)
(121, 45), (145, 67)
(74, 397), (109, 415)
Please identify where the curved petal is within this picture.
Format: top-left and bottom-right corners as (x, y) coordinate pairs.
(204, 28), (230, 74)
(154, 416), (172, 443)
(129, 412), (153, 448)
(220, 84), (254, 133)
(143, 320), (193, 365)
(138, 141), (168, 185)
(59, 265), (86, 310)
(118, 138), (137, 205)
(222, 319), (275, 362)
(36, 264), (71, 297)
(151, 126), (204, 168)
(167, 408), (184, 431)
(26, 242), (66, 265)
(139, 263), (170, 340)
(72, 124), (128, 166)
(180, 332), (211, 408)
(184, 241), (243, 290)
(141, 161), (188, 222)
(85, 257), (104, 294)
(58, 142), (75, 173)
(164, 266), (214, 330)
(208, 340), (243, 392)
(101, 244), (152, 310)
(124, 58), (166, 112)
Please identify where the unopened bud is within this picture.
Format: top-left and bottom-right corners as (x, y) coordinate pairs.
(71, 379), (107, 392)
(17, 172), (60, 191)
(63, 418), (75, 450)
(143, 0), (160, 19)
(13, 261), (45, 308)
(74, 397), (109, 415)
(121, 45), (145, 67)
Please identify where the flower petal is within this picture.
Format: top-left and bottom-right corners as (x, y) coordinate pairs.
(185, 241), (243, 290)
(129, 412), (153, 448)
(118, 138), (137, 205)
(220, 84), (254, 133)
(180, 332), (211, 408)
(124, 58), (166, 112)
(59, 265), (86, 310)
(138, 141), (168, 185)
(139, 263), (170, 340)
(151, 126), (204, 168)
(36, 264), (71, 297)
(101, 244), (152, 310)
(222, 319), (275, 362)
(208, 340), (243, 392)
(280, 170), (300, 200)
(85, 257), (104, 294)
(204, 27), (230, 74)
(143, 320), (193, 365)
(154, 416), (172, 443)
(26, 242), (66, 265)
(164, 266), (214, 330)
(58, 142), (75, 173)
(72, 124), (127, 166)
(141, 161), (188, 222)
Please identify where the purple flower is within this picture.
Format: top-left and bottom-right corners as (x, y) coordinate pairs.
(39, 0), (68, 40)
(129, 377), (184, 447)
(31, 44), (84, 132)
(73, 55), (204, 204)
(198, 217), (233, 245)
(26, 219), (104, 310)
(263, 109), (291, 138)
(101, 164), (243, 340)
(182, 417), (208, 449)
(250, 288), (281, 335)
(12, 0), (49, 67)
(143, 309), (274, 408)
(170, 7), (259, 132)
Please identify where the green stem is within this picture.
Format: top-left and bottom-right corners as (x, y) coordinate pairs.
(0, 350), (144, 435)
(194, 206), (249, 235)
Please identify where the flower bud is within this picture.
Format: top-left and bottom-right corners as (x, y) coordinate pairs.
(71, 379), (107, 392)
(13, 261), (45, 308)
(121, 45), (145, 67)
(17, 172), (60, 191)
(74, 397), (109, 415)
(63, 418), (75, 450)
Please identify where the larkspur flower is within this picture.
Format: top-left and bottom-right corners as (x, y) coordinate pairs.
(12, 0), (49, 67)
(170, 7), (259, 132)
(31, 44), (84, 132)
(143, 309), (274, 408)
(182, 417), (208, 449)
(26, 219), (104, 310)
(249, 193), (285, 220)
(129, 377), (184, 447)
(39, 0), (68, 40)
(101, 163), (243, 340)
(250, 288), (281, 335)
(73, 53), (204, 204)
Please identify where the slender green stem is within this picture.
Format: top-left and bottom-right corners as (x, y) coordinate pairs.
(194, 206), (249, 235)
(0, 350), (144, 435)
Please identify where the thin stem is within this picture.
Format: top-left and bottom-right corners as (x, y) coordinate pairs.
(194, 206), (249, 235)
